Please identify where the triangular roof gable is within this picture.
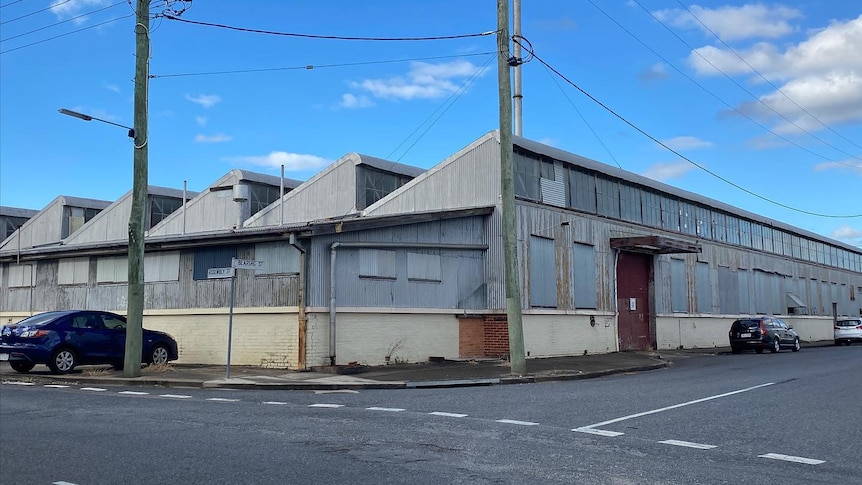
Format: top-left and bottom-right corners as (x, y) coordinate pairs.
(244, 153), (424, 228)
(363, 131), (500, 217)
(0, 195), (111, 251)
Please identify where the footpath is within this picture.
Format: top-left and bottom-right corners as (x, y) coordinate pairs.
(0, 343), (833, 391)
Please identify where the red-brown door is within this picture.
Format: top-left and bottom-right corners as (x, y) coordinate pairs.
(617, 251), (652, 351)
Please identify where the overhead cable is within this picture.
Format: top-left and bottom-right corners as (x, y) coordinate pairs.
(1, 0), (72, 25)
(0, 13), (132, 54)
(1, 1), (125, 42)
(515, 38), (862, 219)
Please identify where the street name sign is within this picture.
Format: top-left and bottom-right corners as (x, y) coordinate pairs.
(231, 258), (264, 270)
(207, 267), (235, 279)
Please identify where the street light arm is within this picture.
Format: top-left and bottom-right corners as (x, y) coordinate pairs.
(58, 108), (135, 138)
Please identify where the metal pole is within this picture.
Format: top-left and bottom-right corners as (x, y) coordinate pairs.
(226, 272), (236, 379)
(329, 243), (338, 366)
(498, 0), (527, 376)
(123, 0), (149, 377)
(513, 0), (523, 136)
(182, 180), (187, 235)
(280, 164), (285, 227)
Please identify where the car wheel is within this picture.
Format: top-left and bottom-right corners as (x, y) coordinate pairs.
(10, 361), (35, 373)
(792, 338), (801, 352)
(150, 344), (169, 365)
(755, 347), (763, 354)
(48, 348), (77, 374)
(731, 346), (742, 354)
(770, 338), (781, 353)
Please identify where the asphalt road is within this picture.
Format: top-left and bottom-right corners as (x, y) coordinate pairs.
(1, 345), (859, 484)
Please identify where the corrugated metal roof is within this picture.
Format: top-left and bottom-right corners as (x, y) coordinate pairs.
(355, 153), (426, 177)
(0, 206), (39, 218)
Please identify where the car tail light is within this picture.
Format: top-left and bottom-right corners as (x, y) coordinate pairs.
(20, 329), (49, 338)
(760, 322), (767, 335)
(857, 325), (862, 330)
(835, 327), (841, 330)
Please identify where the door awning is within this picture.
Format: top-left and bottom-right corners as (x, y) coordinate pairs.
(610, 235), (701, 254)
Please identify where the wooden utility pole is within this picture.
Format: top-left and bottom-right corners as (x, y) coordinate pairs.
(123, 0), (149, 377)
(497, 0), (527, 376)
(513, 0), (523, 136)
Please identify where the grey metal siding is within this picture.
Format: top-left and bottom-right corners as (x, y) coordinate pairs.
(696, 262), (712, 313)
(572, 242), (597, 309)
(529, 236), (556, 308)
(671, 258), (687, 312)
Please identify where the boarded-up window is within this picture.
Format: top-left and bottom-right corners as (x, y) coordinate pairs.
(696, 206), (713, 239)
(718, 266), (738, 314)
(8, 263), (34, 288)
(738, 270), (751, 314)
(144, 252), (180, 282)
(530, 236), (556, 308)
(407, 251), (442, 282)
(596, 176), (620, 219)
(540, 162), (566, 207)
(619, 183), (642, 224)
(255, 242), (300, 274)
(514, 151), (540, 201)
(679, 202), (696, 236)
(661, 196), (679, 232)
(696, 262), (712, 313)
(568, 167), (596, 213)
(642, 190), (661, 228)
(671, 258), (687, 312)
(59, 258), (88, 285)
(193, 246), (237, 280)
(573, 242), (597, 309)
(97, 256), (128, 283)
(359, 249), (397, 279)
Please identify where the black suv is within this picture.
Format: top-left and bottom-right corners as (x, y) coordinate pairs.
(729, 316), (801, 354)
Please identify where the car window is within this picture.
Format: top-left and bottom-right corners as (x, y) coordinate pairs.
(71, 316), (90, 329)
(14, 311), (66, 327)
(101, 315), (126, 330)
(836, 320), (861, 327)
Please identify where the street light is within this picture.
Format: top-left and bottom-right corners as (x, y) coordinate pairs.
(58, 109), (135, 138)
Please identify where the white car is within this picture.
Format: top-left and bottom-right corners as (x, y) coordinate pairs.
(834, 318), (862, 346)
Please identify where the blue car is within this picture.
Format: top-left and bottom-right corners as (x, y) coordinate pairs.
(0, 310), (178, 374)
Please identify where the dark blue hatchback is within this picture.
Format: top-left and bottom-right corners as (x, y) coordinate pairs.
(0, 310), (178, 374)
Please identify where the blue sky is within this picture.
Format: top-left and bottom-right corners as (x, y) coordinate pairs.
(1, 1), (860, 247)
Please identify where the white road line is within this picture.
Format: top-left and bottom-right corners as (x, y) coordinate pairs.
(80, 387), (106, 392)
(118, 391), (149, 395)
(429, 412), (468, 418)
(262, 401), (288, 405)
(43, 384), (69, 388)
(658, 439), (717, 450)
(366, 407), (405, 412)
(53, 481), (79, 485)
(496, 419), (539, 426)
(572, 427), (624, 437)
(573, 382), (775, 434)
(309, 403), (344, 408)
(759, 453), (825, 465)
(206, 398), (240, 402)
(159, 394), (192, 399)
(6, 382), (35, 386)
(313, 390), (359, 394)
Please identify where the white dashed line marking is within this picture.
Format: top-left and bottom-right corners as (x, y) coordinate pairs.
(118, 391), (149, 395)
(366, 407), (405, 412)
(496, 419), (539, 426)
(80, 387), (106, 392)
(572, 427), (624, 437)
(309, 403), (344, 408)
(207, 398), (240, 402)
(759, 453), (824, 465)
(262, 401), (288, 405)
(429, 412), (468, 418)
(159, 394), (192, 399)
(313, 390), (359, 394)
(6, 382), (35, 386)
(43, 385), (70, 388)
(658, 439), (717, 450)
(53, 481), (79, 485)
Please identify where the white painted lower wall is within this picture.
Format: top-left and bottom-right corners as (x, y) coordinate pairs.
(305, 311), (459, 367)
(656, 314), (836, 350)
(523, 313), (618, 357)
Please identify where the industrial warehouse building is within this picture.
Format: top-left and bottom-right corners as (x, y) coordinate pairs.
(2, 131), (861, 368)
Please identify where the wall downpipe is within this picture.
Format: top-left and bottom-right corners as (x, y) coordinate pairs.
(329, 242), (339, 366)
(280, 164), (285, 227)
(182, 180), (187, 235)
(290, 234), (307, 369)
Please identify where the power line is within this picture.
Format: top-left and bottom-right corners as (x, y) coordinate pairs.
(1, 1), (124, 42)
(162, 14), (496, 41)
(0, 0), (25, 8)
(673, 0), (862, 153)
(150, 51), (496, 79)
(515, 39), (862, 219)
(0, 13), (132, 54)
(631, 0), (861, 163)
(1, 0), (70, 25)
(584, 0), (860, 170)
(541, 63), (623, 169)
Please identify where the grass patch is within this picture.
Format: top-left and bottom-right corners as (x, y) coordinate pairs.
(80, 367), (112, 377)
(143, 363), (176, 374)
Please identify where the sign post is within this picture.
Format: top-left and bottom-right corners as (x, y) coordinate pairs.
(210, 258), (265, 379)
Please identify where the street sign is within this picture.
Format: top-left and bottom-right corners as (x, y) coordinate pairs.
(207, 267), (235, 279)
(231, 258), (264, 270)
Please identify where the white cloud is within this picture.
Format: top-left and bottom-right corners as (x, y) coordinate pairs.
(653, 4), (801, 41)
(103, 83), (120, 93)
(639, 62), (669, 84)
(185, 94), (222, 108)
(225, 151), (329, 171)
(337, 93), (375, 109)
(813, 159), (862, 175)
(51, 0), (111, 23)
(660, 136), (714, 150)
(349, 60), (488, 100)
(831, 226), (862, 246)
(642, 161), (694, 181)
(195, 116), (208, 126)
(690, 15), (862, 136)
(194, 134), (232, 143)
